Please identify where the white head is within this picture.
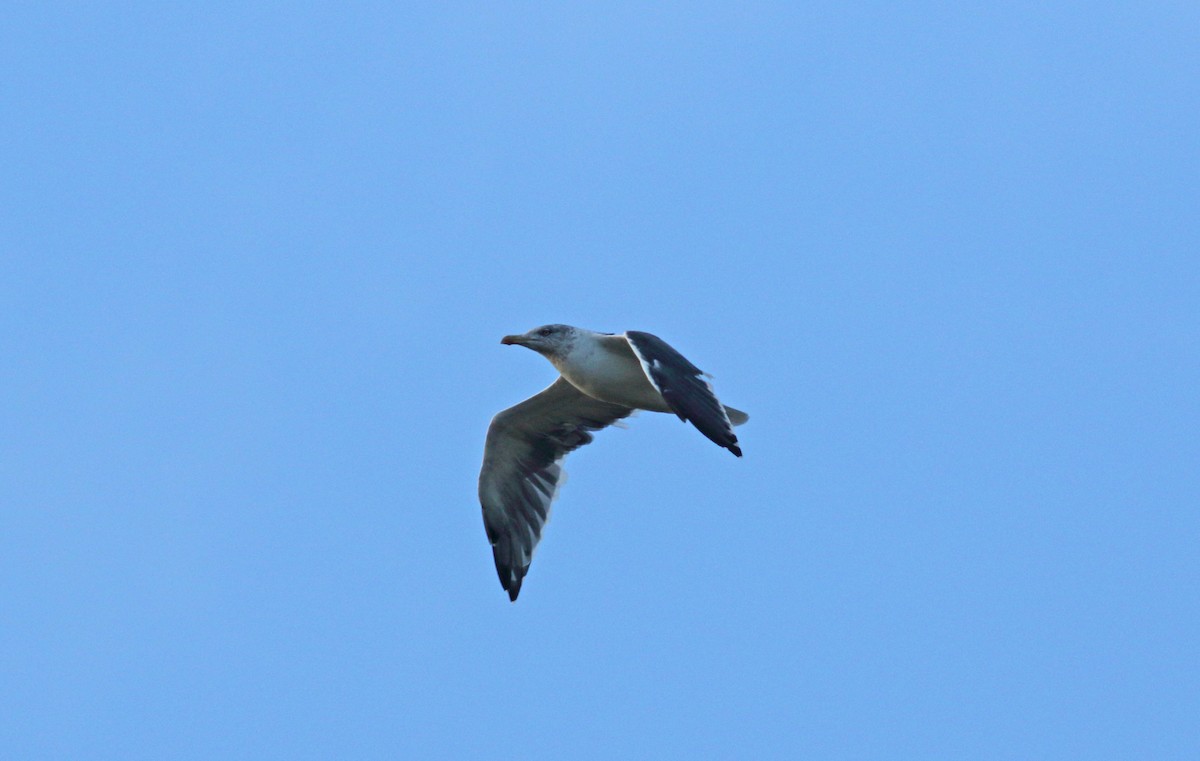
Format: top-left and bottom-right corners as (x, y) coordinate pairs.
(500, 324), (580, 361)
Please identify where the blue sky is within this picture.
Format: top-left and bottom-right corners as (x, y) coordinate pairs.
(2, 3), (1197, 759)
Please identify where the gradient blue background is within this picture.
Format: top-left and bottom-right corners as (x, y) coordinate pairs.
(2, 3), (1197, 759)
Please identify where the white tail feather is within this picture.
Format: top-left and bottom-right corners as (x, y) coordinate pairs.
(723, 405), (749, 426)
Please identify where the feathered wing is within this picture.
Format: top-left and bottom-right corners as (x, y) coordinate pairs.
(624, 331), (744, 457)
(478, 377), (633, 601)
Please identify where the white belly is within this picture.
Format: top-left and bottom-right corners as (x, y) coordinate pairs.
(555, 342), (671, 412)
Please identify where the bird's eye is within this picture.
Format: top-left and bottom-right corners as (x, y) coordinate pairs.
(538, 327), (553, 337)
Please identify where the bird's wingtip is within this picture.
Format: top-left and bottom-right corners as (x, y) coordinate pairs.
(503, 576), (523, 601)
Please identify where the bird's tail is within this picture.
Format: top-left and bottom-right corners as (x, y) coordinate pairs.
(723, 405), (749, 426)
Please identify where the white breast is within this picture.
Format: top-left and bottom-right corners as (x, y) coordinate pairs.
(554, 335), (670, 411)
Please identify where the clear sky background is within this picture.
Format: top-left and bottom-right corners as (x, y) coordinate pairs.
(2, 3), (1197, 759)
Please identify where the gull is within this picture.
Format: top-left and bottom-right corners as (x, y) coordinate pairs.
(478, 324), (748, 601)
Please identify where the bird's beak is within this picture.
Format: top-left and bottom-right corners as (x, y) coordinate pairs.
(501, 334), (526, 346)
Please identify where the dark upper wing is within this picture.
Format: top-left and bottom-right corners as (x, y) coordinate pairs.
(478, 377), (633, 601)
(624, 331), (742, 457)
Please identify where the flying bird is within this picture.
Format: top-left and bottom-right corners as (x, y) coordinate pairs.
(478, 324), (748, 601)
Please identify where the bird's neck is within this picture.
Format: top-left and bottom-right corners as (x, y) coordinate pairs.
(548, 335), (589, 376)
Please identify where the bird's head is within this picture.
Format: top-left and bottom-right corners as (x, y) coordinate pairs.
(501, 324), (577, 359)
